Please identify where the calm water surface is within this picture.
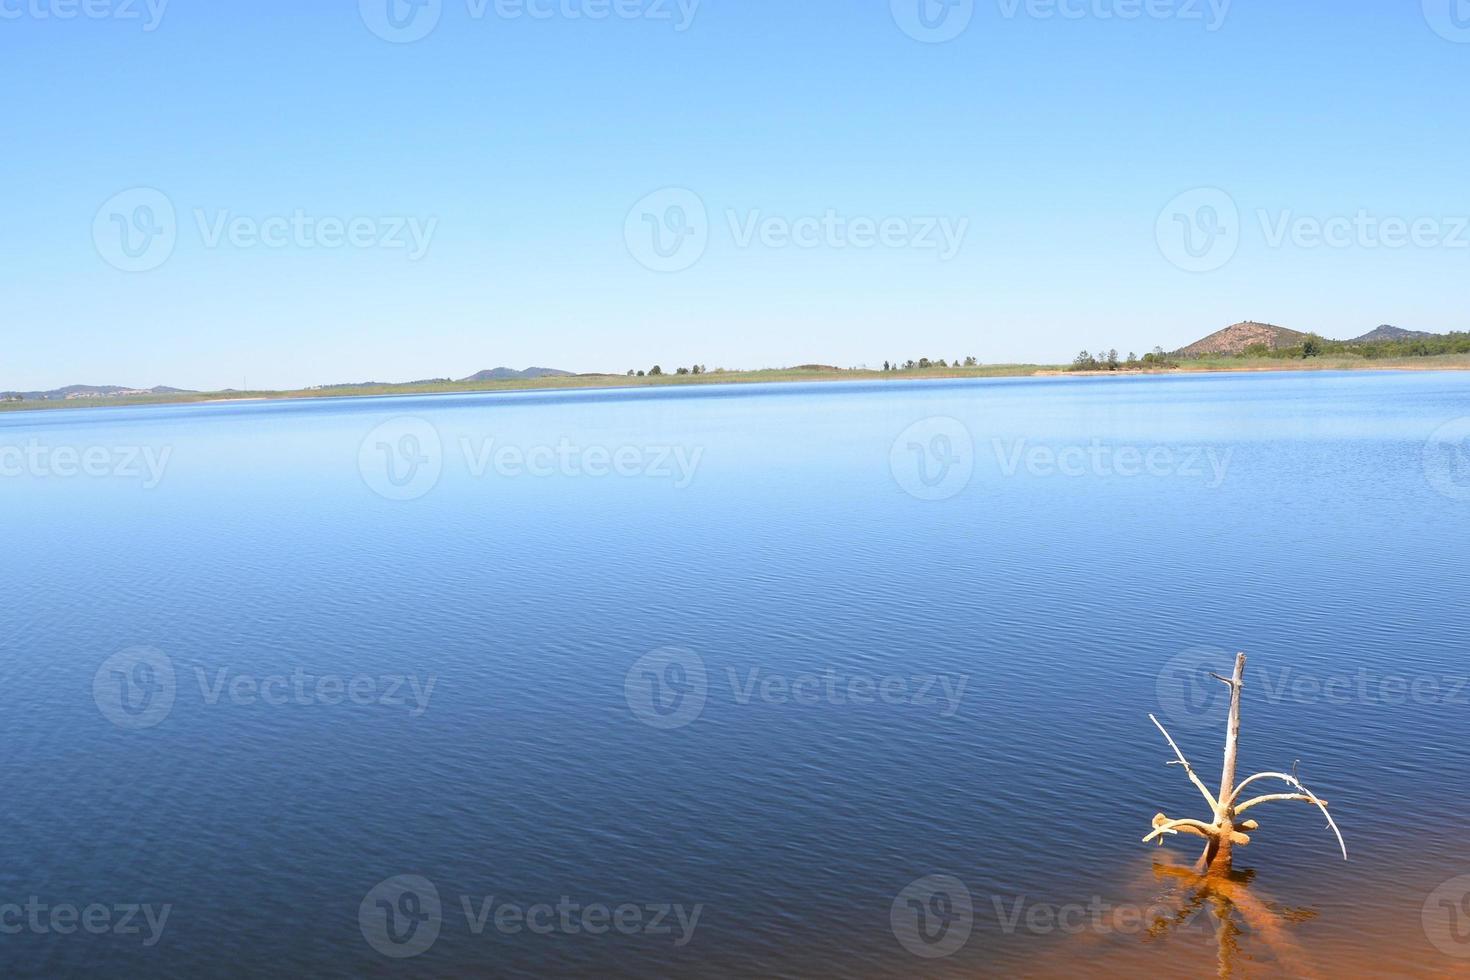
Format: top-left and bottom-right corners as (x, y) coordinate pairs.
(2, 371), (1468, 978)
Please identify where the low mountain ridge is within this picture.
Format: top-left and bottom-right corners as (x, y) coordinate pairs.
(459, 367), (574, 382)
(1350, 325), (1434, 343)
(1, 384), (191, 402)
(1174, 321), (1465, 358)
(5, 371), (578, 400)
(1176, 322), (1308, 357)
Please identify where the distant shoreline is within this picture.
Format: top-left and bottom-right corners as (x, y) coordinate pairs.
(5, 353), (1469, 414)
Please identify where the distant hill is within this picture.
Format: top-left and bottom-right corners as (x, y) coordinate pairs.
(1173, 321), (1459, 358)
(1351, 325), (1434, 343)
(1176, 322), (1309, 357)
(3, 372), (580, 401)
(1, 384), (192, 402)
(458, 367), (574, 382)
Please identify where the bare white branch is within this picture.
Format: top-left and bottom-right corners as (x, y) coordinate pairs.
(1230, 771), (1346, 860)
(1234, 793), (1327, 815)
(1149, 713), (1219, 811)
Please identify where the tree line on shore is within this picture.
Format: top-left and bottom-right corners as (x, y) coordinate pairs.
(1238, 332), (1470, 361)
(626, 365), (713, 377)
(1071, 348), (1176, 371)
(617, 332), (1470, 379)
(881, 357), (979, 371)
(622, 360), (989, 376)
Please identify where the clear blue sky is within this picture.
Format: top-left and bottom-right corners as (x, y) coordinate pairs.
(4, 1), (1469, 390)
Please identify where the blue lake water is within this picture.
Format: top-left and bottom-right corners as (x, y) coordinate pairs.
(2, 371), (1468, 978)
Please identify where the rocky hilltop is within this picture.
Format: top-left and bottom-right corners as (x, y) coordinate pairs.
(459, 367), (574, 382)
(1176, 322), (1309, 357)
(1350, 325), (1434, 343)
